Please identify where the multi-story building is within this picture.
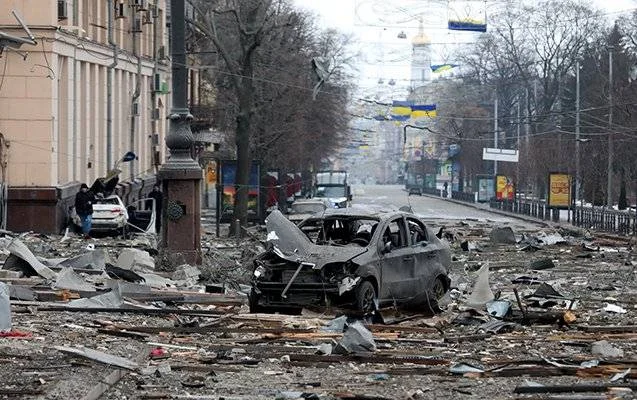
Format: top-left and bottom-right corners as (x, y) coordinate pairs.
(0, 0), (172, 233)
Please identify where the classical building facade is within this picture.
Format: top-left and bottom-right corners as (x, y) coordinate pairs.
(0, 0), (173, 232)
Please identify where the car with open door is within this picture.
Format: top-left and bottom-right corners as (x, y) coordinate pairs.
(249, 208), (451, 315)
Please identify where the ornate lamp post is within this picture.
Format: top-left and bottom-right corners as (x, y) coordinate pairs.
(158, 0), (202, 264)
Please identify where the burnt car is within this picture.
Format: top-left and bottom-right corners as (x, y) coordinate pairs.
(249, 208), (451, 314)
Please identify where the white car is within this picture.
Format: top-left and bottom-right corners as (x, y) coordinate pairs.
(72, 194), (129, 236)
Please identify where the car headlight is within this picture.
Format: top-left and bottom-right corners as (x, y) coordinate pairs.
(253, 266), (265, 278)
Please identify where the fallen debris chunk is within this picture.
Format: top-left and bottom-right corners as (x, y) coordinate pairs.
(478, 320), (516, 334)
(55, 345), (140, 370)
(490, 227), (516, 244)
(171, 264), (201, 287)
(333, 320), (376, 354)
(466, 263), (494, 308)
(449, 362), (484, 375)
(66, 286), (124, 308)
(529, 258), (556, 270)
(0, 282), (11, 332)
(536, 231), (566, 245)
(53, 267), (96, 292)
(58, 249), (106, 270)
(4, 239), (57, 280)
(591, 340), (624, 358)
(603, 304), (627, 314)
(105, 263), (145, 283)
(117, 248), (155, 271)
(486, 300), (511, 318)
(610, 368), (632, 382)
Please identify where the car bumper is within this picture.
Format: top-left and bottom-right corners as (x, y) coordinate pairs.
(91, 217), (127, 230)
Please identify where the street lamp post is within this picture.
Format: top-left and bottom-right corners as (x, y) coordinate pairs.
(607, 47), (614, 207)
(158, 0), (202, 265)
(575, 61), (581, 208)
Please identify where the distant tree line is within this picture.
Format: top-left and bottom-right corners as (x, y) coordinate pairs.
(186, 0), (357, 227)
(435, 0), (637, 208)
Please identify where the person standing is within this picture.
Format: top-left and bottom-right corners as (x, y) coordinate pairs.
(148, 184), (163, 234)
(75, 183), (95, 238)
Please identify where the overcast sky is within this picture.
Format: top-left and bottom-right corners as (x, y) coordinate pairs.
(294, 0), (637, 99)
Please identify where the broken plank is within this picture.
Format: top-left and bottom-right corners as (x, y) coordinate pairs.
(55, 346), (140, 371)
(29, 306), (228, 316)
(514, 384), (637, 394)
(80, 346), (149, 400)
(578, 325), (637, 333)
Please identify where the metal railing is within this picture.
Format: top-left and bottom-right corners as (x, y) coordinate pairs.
(440, 189), (637, 236)
(573, 206), (636, 236)
(451, 190), (475, 203)
(489, 198), (560, 222)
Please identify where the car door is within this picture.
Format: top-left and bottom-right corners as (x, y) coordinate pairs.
(406, 217), (441, 297)
(378, 216), (417, 303)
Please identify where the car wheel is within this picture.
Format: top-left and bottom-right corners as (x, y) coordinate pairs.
(248, 289), (263, 313)
(431, 276), (447, 300)
(355, 280), (377, 314)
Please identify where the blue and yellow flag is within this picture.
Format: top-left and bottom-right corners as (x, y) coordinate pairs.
(391, 100), (412, 121)
(448, 1), (487, 32)
(411, 104), (437, 118)
(431, 64), (459, 73)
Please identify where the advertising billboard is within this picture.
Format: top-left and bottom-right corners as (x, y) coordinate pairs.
(477, 175), (494, 202)
(218, 160), (261, 222)
(495, 175), (515, 201)
(548, 173), (571, 209)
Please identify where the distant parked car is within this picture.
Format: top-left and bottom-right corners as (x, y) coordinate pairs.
(287, 198), (329, 224)
(72, 194), (129, 236)
(249, 208), (451, 315)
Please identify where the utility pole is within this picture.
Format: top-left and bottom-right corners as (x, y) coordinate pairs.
(158, 0), (202, 264)
(575, 61), (581, 207)
(606, 47), (614, 207)
(494, 92), (498, 177)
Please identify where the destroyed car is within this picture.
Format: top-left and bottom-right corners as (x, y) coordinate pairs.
(249, 209), (451, 314)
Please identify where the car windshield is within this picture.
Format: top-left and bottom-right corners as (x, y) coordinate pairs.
(300, 216), (379, 245)
(315, 186), (346, 198)
(291, 203), (326, 214)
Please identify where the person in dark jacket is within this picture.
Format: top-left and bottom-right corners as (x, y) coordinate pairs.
(148, 184), (163, 234)
(75, 183), (95, 238)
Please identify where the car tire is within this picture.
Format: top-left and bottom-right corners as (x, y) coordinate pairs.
(431, 276), (447, 300)
(248, 289), (263, 313)
(355, 280), (377, 314)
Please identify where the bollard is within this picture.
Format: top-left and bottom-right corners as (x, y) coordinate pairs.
(233, 219), (241, 239)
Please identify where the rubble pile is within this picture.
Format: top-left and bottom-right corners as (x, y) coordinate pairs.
(0, 217), (635, 399)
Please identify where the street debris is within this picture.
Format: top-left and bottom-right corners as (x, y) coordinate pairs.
(0, 212), (635, 399)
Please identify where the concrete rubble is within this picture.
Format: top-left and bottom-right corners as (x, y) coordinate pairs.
(0, 216), (635, 399)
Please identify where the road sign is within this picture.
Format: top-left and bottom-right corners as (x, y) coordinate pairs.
(482, 148), (519, 162)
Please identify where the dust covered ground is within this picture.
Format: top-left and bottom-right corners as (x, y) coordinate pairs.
(0, 213), (636, 400)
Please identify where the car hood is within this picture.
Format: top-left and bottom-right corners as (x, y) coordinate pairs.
(265, 210), (366, 269)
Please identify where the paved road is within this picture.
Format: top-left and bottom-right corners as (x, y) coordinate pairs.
(352, 184), (542, 227)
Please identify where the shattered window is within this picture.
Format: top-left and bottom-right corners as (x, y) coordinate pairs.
(382, 219), (407, 249)
(406, 217), (428, 245)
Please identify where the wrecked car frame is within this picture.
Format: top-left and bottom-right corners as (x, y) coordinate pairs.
(249, 209), (451, 314)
